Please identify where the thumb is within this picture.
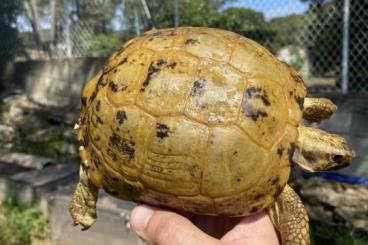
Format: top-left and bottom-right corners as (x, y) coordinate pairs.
(130, 205), (219, 245)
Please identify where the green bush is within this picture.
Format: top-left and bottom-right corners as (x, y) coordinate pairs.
(310, 221), (368, 245)
(0, 200), (49, 245)
(10, 126), (77, 163)
(88, 34), (122, 57)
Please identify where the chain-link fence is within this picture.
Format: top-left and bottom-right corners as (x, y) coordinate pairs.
(8, 0), (368, 93)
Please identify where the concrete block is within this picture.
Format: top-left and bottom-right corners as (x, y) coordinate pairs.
(9, 163), (79, 208)
(0, 151), (55, 169)
(0, 162), (30, 202)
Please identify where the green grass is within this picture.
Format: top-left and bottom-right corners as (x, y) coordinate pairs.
(0, 199), (50, 245)
(10, 126), (77, 163)
(310, 221), (368, 245)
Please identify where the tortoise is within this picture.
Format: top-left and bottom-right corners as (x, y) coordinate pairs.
(69, 27), (355, 244)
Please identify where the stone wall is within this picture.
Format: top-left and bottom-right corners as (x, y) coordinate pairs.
(5, 58), (105, 108)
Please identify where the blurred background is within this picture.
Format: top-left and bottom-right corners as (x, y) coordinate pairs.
(0, 0), (367, 244)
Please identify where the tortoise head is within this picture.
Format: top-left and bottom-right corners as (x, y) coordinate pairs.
(293, 126), (355, 172)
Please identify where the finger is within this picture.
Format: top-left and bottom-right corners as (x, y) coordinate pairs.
(130, 205), (219, 245)
(221, 211), (280, 245)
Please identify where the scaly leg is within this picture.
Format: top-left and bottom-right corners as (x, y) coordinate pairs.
(267, 184), (310, 245)
(69, 165), (99, 230)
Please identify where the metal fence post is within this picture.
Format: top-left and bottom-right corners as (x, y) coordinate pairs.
(174, 0), (179, 27)
(341, 0), (351, 94)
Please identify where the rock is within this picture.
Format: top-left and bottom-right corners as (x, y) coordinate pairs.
(0, 162), (31, 203)
(9, 163), (79, 213)
(0, 151), (55, 170)
(27, 126), (76, 142)
(55, 141), (77, 156)
(2, 94), (48, 132)
(0, 124), (15, 148)
(297, 176), (368, 231)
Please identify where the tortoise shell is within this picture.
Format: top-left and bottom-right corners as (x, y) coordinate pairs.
(78, 27), (306, 216)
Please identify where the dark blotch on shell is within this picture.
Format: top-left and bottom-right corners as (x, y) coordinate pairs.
(185, 39), (200, 45)
(242, 87), (270, 121)
(261, 95), (271, 106)
(116, 110), (127, 124)
(271, 177), (280, 186)
(141, 62), (160, 91)
(95, 100), (101, 111)
(81, 97), (87, 106)
(254, 194), (264, 201)
(119, 57), (128, 66)
(109, 82), (118, 92)
(190, 78), (206, 97)
(96, 116), (104, 125)
(243, 101), (268, 121)
(246, 87), (262, 97)
(292, 74), (305, 84)
(295, 96), (304, 110)
(277, 145), (284, 157)
(89, 91), (97, 102)
(148, 31), (163, 41)
(167, 62), (177, 69)
(156, 59), (167, 66)
(156, 123), (170, 139)
(152, 31), (162, 37)
(109, 133), (135, 158)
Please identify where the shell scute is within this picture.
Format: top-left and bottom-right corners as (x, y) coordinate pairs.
(136, 52), (198, 116)
(201, 126), (270, 197)
(184, 63), (245, 125)
(236, 78), (288, 149)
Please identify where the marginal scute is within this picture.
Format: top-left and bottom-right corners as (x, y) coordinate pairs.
(105, 49), (154, 106)
(230, 38), (289, 84)
(270, 124), (298, 168)
(282, 63), (307, 125)
(176, 27), (235, 61)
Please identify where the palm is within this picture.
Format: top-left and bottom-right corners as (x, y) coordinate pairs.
(186, 211), (279, 244)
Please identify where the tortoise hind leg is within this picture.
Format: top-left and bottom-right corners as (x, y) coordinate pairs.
(267, 184), (310, 245)
(303, 97), (337, 123)
(69, 165), (99, 230)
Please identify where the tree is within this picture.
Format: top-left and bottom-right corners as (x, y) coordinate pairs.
(212, 7), (277, 51)
(269, 14), (305, 51)
(149, 0), (222, 28)
(0, 0), (21, 82)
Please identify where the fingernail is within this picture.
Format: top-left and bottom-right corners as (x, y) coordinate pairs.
(131, 205), (154, 232)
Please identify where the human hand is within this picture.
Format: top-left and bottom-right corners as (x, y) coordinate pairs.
(130, 205), (280, 245)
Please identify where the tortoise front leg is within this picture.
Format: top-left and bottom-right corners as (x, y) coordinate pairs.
(303, 97), (337, 123)
(267, 184), (310, 245)
(69, 165), (99, 230)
